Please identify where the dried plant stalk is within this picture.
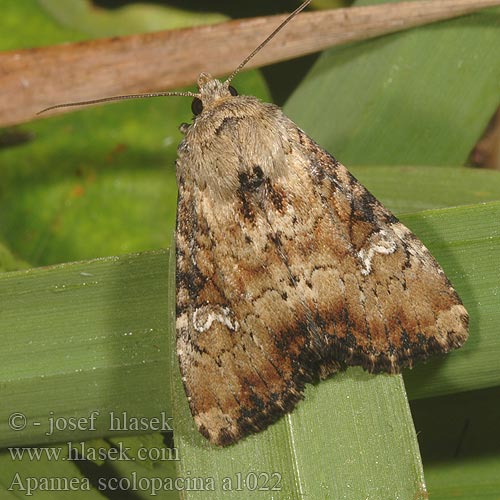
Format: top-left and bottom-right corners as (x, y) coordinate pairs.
(1, 0), (499, 126)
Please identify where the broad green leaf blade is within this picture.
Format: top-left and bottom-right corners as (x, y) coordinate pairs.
(402, 202), (500, 399)
(425, 455), (500, 500)
(38, 0), (227, 37)
(285, 1), (500, 167)
(0, 446), (105, 499)
(0, 0), (86, 50)
(0, 435), (181, 499)
(103, 435), (180, 500)
(0, 242), (29, 272)
(173, 366), (426, 499)
(348, 164), (500, 214)
(0, 250), (170, 448)
(411, 386), (500, 499)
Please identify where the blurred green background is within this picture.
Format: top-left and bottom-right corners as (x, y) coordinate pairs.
(1, 1), (499, 499)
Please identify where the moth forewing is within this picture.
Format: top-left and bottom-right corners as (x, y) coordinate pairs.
(174, 73), (468, 445)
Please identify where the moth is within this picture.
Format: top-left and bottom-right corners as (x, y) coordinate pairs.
(41, 0), (468, 447)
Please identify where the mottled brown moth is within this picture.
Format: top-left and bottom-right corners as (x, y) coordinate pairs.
(41, 0), (468, 447)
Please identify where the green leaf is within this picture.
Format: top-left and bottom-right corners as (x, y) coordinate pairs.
(37, 0), (228, 37)
(0, 445), (105, 499)
(285, 0), (500, 167)
(401, 202), (500, 400)
(411, 386), (500, 499)
(1, 0), (500, 498)
(173, 362), (426, 499)
(0, 241), (29, 272)
(0, 251), (170, 449)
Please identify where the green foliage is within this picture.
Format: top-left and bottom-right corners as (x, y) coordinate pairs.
(0, 1), (499, 499)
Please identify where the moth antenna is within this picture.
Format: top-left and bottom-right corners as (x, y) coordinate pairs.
(37, 90), (200, 115)
(39, 2), (310, 115)
(225, 0), (312, 86)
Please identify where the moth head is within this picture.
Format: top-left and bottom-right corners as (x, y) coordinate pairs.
(191, 73), (238, 116)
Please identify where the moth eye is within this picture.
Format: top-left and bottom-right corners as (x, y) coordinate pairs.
(191, 98), (203, 116)
(228, 86), (238, 96)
